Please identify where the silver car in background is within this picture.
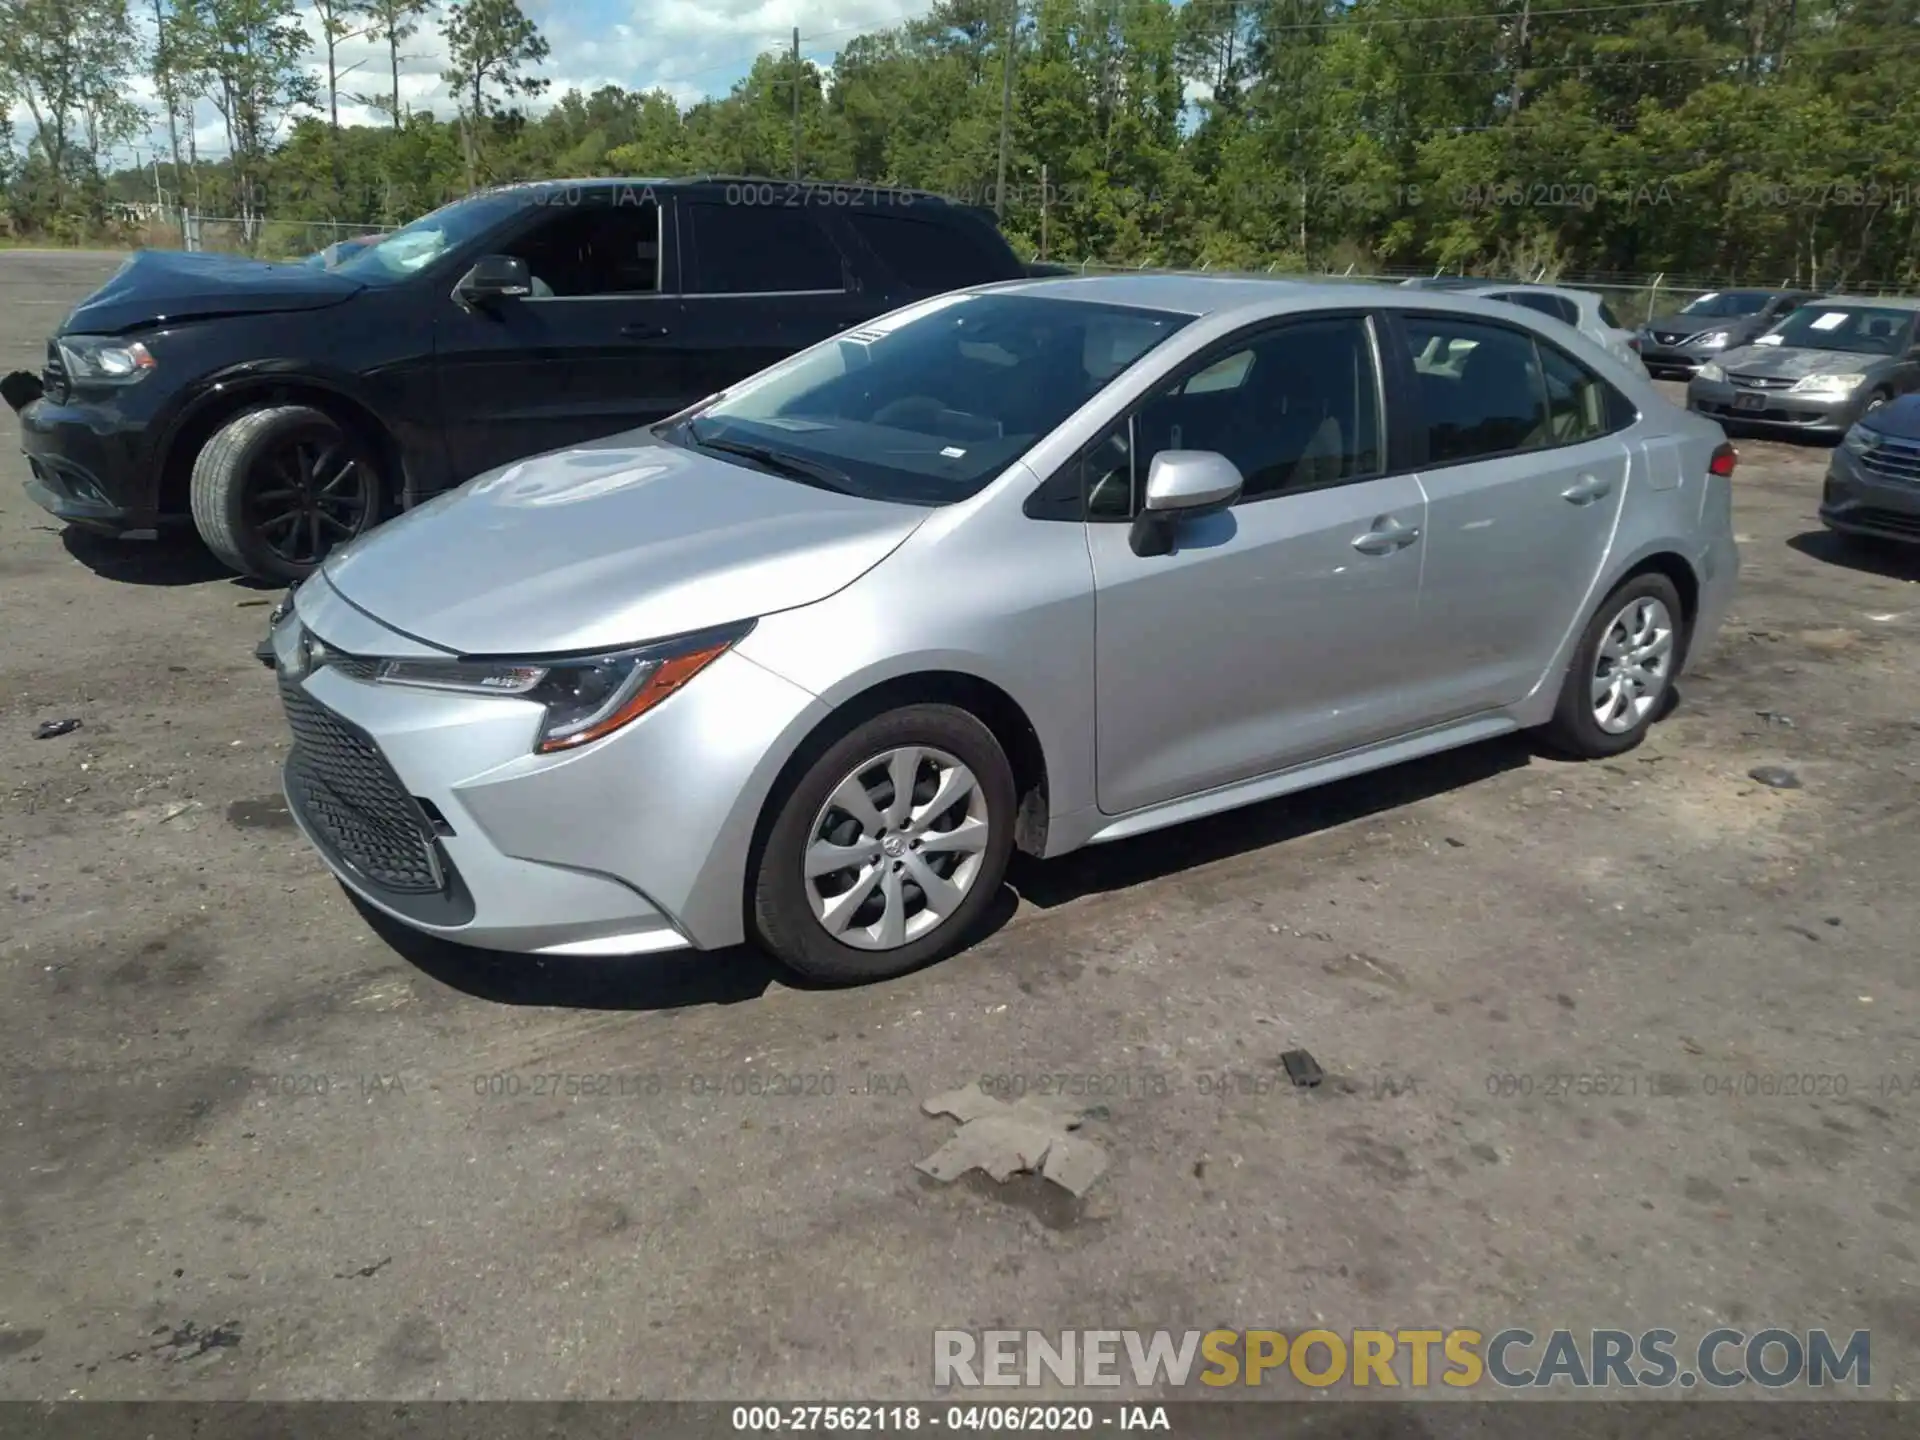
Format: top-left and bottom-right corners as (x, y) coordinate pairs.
(271, 277), (1740, 983)
(1686, 296), (1920, 438)
(1464, 283), (1649, 374)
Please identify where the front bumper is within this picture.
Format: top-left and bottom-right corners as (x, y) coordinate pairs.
(274, 576), (831, 955)
(1639, 345), (1712, 378)
(17, 393), (165, 535)
(1686, 378), (1863, 436)
(1820, 440), (1920, 545)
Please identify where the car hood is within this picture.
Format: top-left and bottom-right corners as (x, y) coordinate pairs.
(62, 249), (364, 334)
(1860, 394), (1920, 440)
(322, 433), (932, 656)
(1647, 313), (1753, 338)
(1714, 343), (1885, 378)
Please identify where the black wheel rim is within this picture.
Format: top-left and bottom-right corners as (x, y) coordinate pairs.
(247, 431), (372, 568)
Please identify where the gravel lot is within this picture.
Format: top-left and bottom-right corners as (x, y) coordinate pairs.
(2, 249), (1919, 1402)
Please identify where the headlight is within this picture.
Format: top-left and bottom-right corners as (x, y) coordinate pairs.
(372, 621), (752, 753)
(1842, 423), (1883, 457)
(1691, 330), (1732, 350)
(56, 335), (156, 384)
(1789, 372), (1866, 395)
(1697, 362), (1726, 382)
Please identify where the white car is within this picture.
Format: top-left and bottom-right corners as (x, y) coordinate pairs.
(1465, 284), (1649, 375)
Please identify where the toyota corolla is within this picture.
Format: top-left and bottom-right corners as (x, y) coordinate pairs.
(269, 276), (1739, 982)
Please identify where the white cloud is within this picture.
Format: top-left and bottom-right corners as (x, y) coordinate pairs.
(89, 0), (929, 168)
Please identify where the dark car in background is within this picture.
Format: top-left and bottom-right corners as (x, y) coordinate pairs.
(1639, 288), (1822, 378)
(1822, 392), (1920, 547)
(1685, 296), (1920, 440)
(5, 176), (1028, 583)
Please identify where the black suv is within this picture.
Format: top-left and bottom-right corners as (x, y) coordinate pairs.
(1638, 288), (1823, 379)
(4, 177), (1028, 582)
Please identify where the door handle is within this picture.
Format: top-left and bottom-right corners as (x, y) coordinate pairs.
(1351, 517), (1421, 555)
(620, 322), (670, 340)
(1562, 473), (1613, 505)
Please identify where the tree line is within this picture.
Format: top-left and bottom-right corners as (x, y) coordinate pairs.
(4, 0), (1920, 287)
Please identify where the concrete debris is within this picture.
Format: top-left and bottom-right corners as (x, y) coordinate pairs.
(917, 1085), (1110, 1197)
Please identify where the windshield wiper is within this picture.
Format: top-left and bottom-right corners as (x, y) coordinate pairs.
(691, 431), (856, 494)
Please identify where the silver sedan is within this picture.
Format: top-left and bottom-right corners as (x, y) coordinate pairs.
(270, 276), (1740, 982)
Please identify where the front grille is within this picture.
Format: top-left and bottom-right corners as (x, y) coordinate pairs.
(1850, 507), (1920, 538)
(1860, 438), (1920, 484)
(1652, 332), (1685, 346)
(41, 339), (68, 404)
(280, 676), (444, 894)
(1728, 372), (1796, 390)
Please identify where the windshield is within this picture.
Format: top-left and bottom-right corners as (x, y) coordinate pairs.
(1680, 291), (1769, 318)
(657, 292), (1191, 506)
(1758, 304), (1914, 355)
(333, 192), (527, 282)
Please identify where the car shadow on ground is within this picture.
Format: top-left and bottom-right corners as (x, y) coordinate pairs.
(364, 732), (1550, 1010)
(1787, 528), (1920, 581)
(60, 526), (275, 589)
(1010, 732), (1538, 910)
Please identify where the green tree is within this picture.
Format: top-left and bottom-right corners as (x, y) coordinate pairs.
(196, 0), (319, 231)
(441, 0), (550, 190)
(354, 0), (435, 129)
(0, 0), (145, 215)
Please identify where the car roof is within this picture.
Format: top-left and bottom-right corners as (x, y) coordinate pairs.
(977, 272), (1611, 326)
(1799, 294), (1920, 310)
(478, 175), (972, 206)
(1465, 282), (1598, 304)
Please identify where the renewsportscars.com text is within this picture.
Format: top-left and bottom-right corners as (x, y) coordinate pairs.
(933, 1327), (1870, 1390)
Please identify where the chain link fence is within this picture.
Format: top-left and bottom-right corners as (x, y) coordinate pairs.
(137, 212), (398, 262)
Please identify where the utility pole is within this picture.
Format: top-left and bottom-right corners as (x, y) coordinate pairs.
(791, 28), (802, 182)
(151, 0), (185, 218)
(995, 0), (1017, 218)
(1508, 0), (1531, 116)
(1040, 163), (1049, 259)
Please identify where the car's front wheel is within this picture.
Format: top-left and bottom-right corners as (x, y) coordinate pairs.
(189, 404), (381, 583)
(751, 704), (1017, 983)
(1539, 572), (1687, 758)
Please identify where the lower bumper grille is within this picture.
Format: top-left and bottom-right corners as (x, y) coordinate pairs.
(280, 677), (444, 894)
(1844, 506), (1920, 539)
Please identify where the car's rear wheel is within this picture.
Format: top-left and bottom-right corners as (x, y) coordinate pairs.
(189, 404), (380, 583)
(1539, 572), (1686, 759)
(751, 704), (1016, 984)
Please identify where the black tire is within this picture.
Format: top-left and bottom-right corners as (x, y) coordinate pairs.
(751, 704), (1017, 984)
(1538, 572), (1687, 759)
(189, 404), (381, 583)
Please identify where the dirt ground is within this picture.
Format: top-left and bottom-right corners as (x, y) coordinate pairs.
(2, 250), (1919, 1403)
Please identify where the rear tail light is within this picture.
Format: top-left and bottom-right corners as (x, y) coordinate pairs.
(1709, 442), (1737, 478)
(1628, 335), (1642, 352)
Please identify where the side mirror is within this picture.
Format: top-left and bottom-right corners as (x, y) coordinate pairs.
(455, 254), (532, 306)
(1129, 450), (1243, 557)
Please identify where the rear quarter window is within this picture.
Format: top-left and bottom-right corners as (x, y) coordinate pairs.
(841, 209), (1015, 291)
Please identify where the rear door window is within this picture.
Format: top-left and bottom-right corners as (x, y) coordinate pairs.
(683, 201), (847, 294)
(1402, 315), (1550, 464)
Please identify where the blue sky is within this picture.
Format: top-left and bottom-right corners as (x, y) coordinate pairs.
(114, 0), (937, 167)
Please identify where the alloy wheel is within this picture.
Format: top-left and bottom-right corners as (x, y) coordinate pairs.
(248, 432), (372, 568)
(803, 745), (991, 951)
(1591, 595), (1675, 734)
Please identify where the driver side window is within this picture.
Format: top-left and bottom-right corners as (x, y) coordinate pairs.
(504, 198), (662, 298)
